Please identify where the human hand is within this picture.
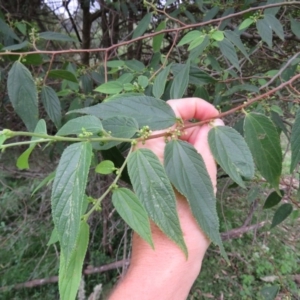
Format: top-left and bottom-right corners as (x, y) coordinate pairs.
(110, 98), (223, 300)
(138, 97), (223, 188)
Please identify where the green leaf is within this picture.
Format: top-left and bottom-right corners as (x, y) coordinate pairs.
(0, 134), (7, 148)
(271, 111), (288, 137)
(94, 81), (123, 94)
(48, 70), (78, 83)
(208, 126), (255, 188)
(152, 64), (172, 99)
(271, 203), (293, 229)
(17, 153), (36, 174)
(264, 14), (284, 40)
(257, 18), (273, 47)
(187, 35), (206, 51)
(224, 31), (250, 60)
(16, 119), (47, 170)
(164, 140), (227, 260)
(132, 13), (152, 39)
(223, 84), (258, 96)
(95, 160), (115, 174)
(101, 147), (131, 184)
(59, 221), (89, 300)
(193, 86), (209, 101)
(153, 21), (166, 52)
(260, 285), (279, 300)
(270, 105), (283, 116)
(211, 30), (224, 41)
(165, 0), (176, 6)
(138, 75), (148, 88)
(128, 149), (187, 255)
(291, 18), (300, 39)
(170, 60), (190, 99)
(125, 59), (145, 72)
(178, 30), (201, 47)
(218, 38), (240, 71)
(7, 61), (38, 131)
(112, 188), (153, 247)
(117, 73), (134, 84)
(56, 116), (103, 136)
(39, 31), (76, 42)
(188, 35), (210, 60)
(238, 18), (254, 30)
(3, 40), (29, 51)
(203, 6), (219, 22)
(263, 190), (284, 209)
(52, 143), (92, 266)
(80, 74), (93, 94)
(290, 108), (300, 173)
(244, 113), (282, 190)
(265, 0), (282, 15)
(47, 227), (59, 246)
(0, 18), (21, 42)
(69, 96), (176, 131)
(93, 116), (138, 150)
(32, 171), (55, 196)
(106, 60), (125, 68)
(41, 86), (62, 128)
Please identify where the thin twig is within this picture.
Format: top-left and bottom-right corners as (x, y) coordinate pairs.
(1, 2), (298, 58)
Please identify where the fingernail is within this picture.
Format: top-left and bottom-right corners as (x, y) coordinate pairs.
(212, 118), (224, 126)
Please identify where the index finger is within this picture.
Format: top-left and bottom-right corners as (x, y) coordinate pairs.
(167, 97), (219, 121)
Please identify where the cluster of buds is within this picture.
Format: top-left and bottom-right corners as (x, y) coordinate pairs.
(87, 196), (101, 212)
(78, 128), (93, 138)
(137, 125), (152, 144)
(164, 127), (183, 143)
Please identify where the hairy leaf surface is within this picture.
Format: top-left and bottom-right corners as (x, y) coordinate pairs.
(132, 13), (152, 38)
(128, 149), (187, 255)
(164, 140), (227, 259)
(271, 203), (293, 229)
(152, 64), (172, 99)
(290, 108), (300, 173)
(69, 96), (176, 130)
(7, 61), (38, 131)
(170, 60), (190, 99)
(17, 119), (47, 169)
(218, 38), (240, 71)
(257, 18), (273, 47)
(263, 190), (284, 209)
(112, 188), (153, 247)
(153, 21), (166, 52)
(41, 86), (62, 128)
(39, 31), (76, 42)
(59, 221), (89, 300)
(52, 142), (92, 266)
(244, 113), (282, 190)
(48, 70), (78, 83)
(56, 116), (103, 136)
(93, 116), (138, 150)
(208, 126), (254, 188)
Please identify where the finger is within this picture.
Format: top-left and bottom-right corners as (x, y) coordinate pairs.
(187, 119), (224, 189)
(167, 98), (219, 121)
(167, 98), (219, 142)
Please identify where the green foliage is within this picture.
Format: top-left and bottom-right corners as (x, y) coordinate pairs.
(164, 140), (226, 259)
(112, 188), (153, 247)
(51, 142), (92, 267)
(1, 1), (300, 298)
(59, 221), (89, 300)
(244, 113), (282, 191)
(7, 61), (38, 131)
(128, 148), (187, 255)
(208, 126), (254, 188)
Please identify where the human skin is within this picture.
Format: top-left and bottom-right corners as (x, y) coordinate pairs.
(109, 98), (223, 300)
